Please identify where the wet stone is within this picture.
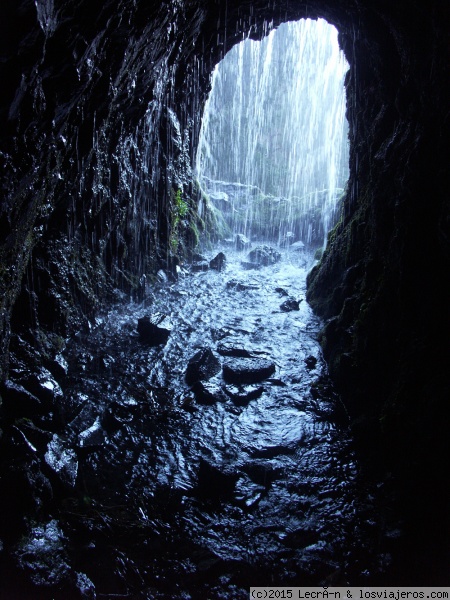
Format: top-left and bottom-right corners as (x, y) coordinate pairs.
(192, 378), (227, 404)
(197, 458), (239, 498)
(78, 416), (105, 450)
(216, 342), (252, 358)
(223, 383), (264, 406)
(209, 252), (226, 271)
(14, 520), (72, 588)
(235, 233), (251, 251)
(305, 355), (318, 369)
(222, 357), (276, 384)
(226, 279), (260, 291)
(185, 347), (221, 386)
(241, 261), (261, 270)
(280, 297), (301, 312)
(137, 314), (172, 346)
(44, 435), (78, 488)
(0, 380), (43, 417)
(248, 245), (281, 266)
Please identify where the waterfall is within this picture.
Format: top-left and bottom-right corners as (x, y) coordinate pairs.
(195, 18), (349, 248)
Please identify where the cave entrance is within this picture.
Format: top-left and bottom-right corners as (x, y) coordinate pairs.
(195, 18), (349, 250)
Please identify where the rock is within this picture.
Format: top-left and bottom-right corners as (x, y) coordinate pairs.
(156, 269), (168, 284)
(222, 357), (276, 384)
(209, 252), (226, 271)
(248, 245), (281, 266)
(192, 378), (227, 404)
(0, 380), (43, 417)
(223, 383), (264, 405)
(216, 342), (252, 358)
(19, 367), (64, 408)
(191, 260), (209, 272)
(234, 475), (265, 508)
(185, 347), (221, 386)
(78, 417), (105, 450)
(280, 297), (301, 311)
(197, 458), (238, 498)
(226, 279), (260, 291)
(305, 355), (318, 369)
(137, 314), (172, 345)
(275, 287), (289, 296)
(289, 240), (305, 250)
(14, 520), (71, 588)
(235, 233), (251, 251)
(44, 435), (78, 488)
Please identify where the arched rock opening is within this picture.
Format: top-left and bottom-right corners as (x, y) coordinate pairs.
(0, 0), (448, 526)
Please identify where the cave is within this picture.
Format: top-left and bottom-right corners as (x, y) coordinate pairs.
(0, 0), (449, 596)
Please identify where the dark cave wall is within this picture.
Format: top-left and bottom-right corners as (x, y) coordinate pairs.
(306, 2), (450, 472)
(0, 0), (449, 473)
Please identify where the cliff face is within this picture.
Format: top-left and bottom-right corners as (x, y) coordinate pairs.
(0, 1), (448, 465)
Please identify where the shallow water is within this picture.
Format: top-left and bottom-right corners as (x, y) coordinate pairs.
(47, 246), (393, 597)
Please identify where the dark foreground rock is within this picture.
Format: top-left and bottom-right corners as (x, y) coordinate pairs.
(222, 357), (276, 384)
(185, 347), (221, 385)
(280, 297), (301, 312)
(209, 252), (226, 271)
(248, 246), (281, 266)
(137, 315), (172, 346)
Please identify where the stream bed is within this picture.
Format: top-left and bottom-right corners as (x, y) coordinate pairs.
(1, 246), (399, 599)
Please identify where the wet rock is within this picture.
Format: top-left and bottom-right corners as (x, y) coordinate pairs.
(78, 417), (105, 450)
(209, 252), (226, 271)
(1, 428), (53, 527)
(289, 240), (305, 251)
(235, 233), (251, 251)
(305, 355), (318, 369)
(222, 357), (276, 384)
(278, 527), (320, 549)
(224, 383), (264, 406)
(192, 378), (227, 404)
(234, 475), (265, 509)
(280, 297), (301, 312)
(191, 260), (209, 272)
(137, 314), (172, 346)
(275, 287), (290, 297)
(185, 347), (221, 386)
(0, 380), (43, 417)
(19, 367), (64, 407)
(156, 269), (168, 284)
(44, 435), (78, 489)
(14, 520), (72, 588)
(197, 458), (238, 498)
(216, 342), (252, 358)
(248, 245), (281, 266)
(226, 279), (260, 291)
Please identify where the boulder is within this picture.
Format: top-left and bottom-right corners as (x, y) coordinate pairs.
(185, 347), (221, 386)
(280, 297), (301, 312)
(235, 233), (251, 251)
(209, 252), (226, 271)
(137, 314), (172, 346)
(222, 357), (276, 384)
(248, 245), (281, 266)
(44, 435), (78, 489)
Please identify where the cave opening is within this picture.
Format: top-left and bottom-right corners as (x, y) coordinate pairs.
(195, 18), (349, 251)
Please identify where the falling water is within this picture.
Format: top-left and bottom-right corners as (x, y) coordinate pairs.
(196, 19), (349, 247)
